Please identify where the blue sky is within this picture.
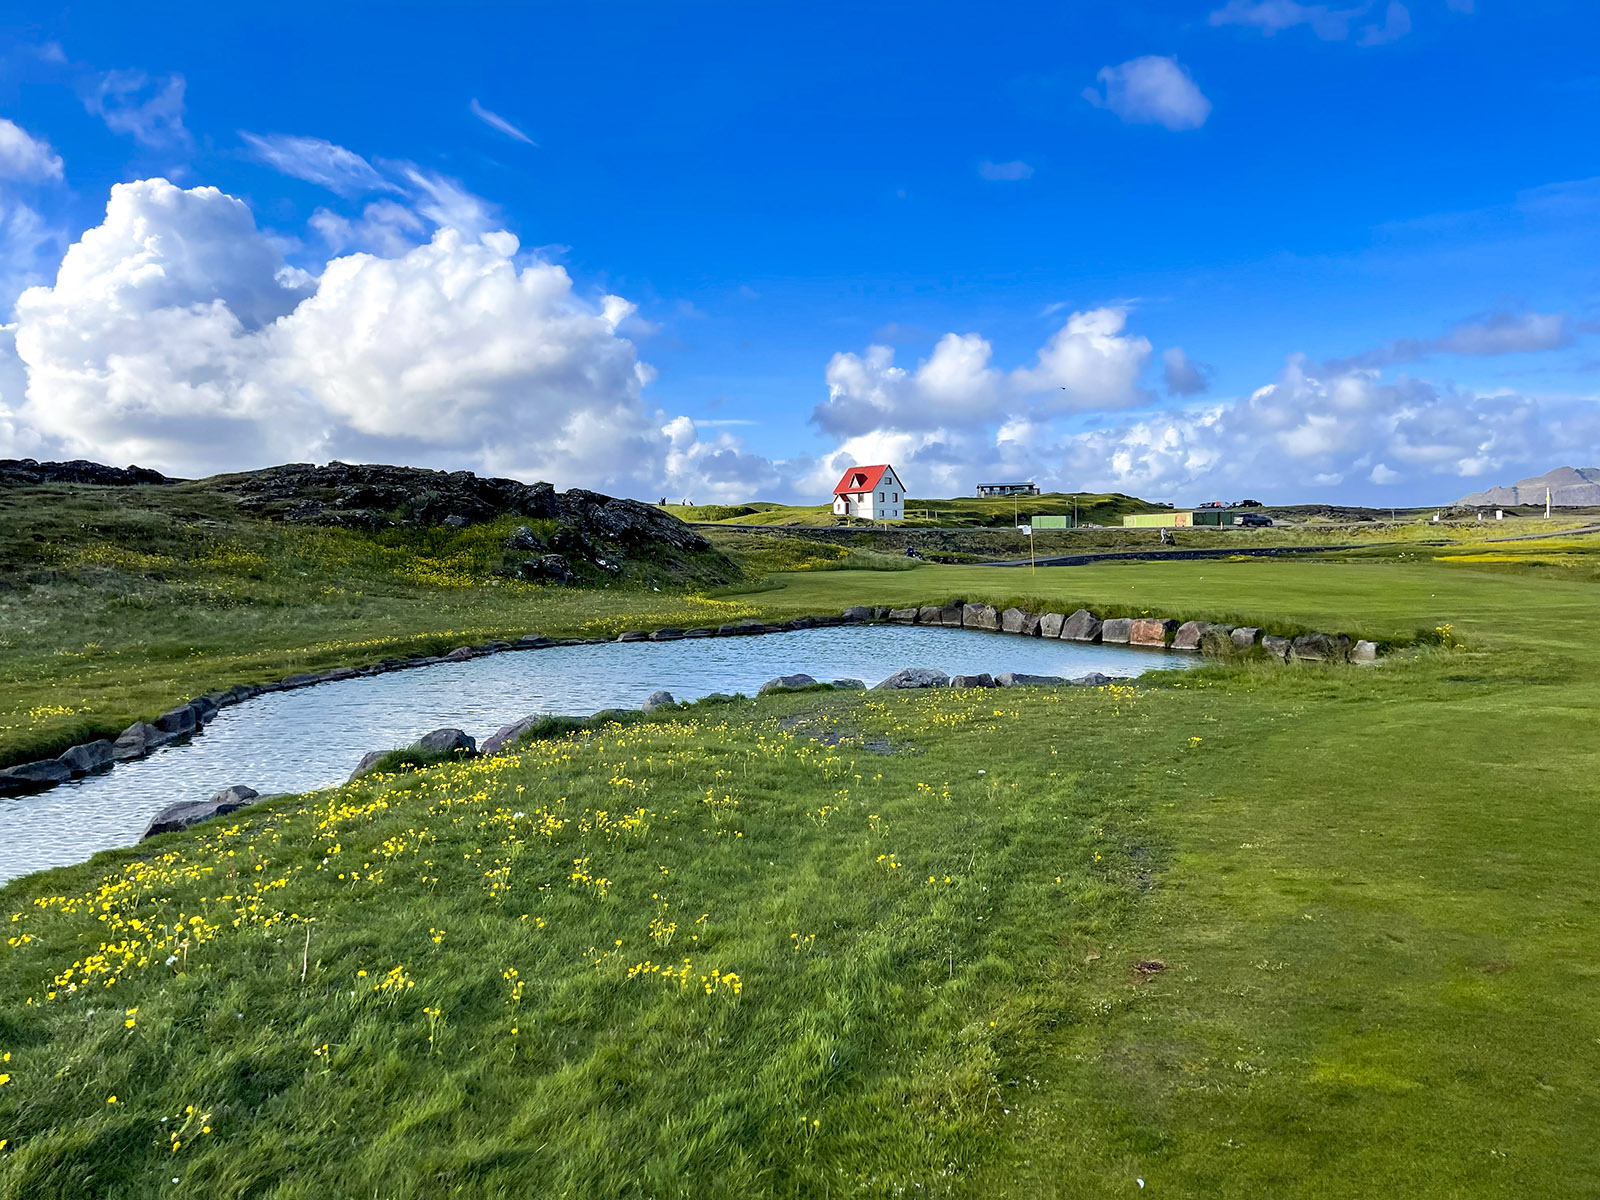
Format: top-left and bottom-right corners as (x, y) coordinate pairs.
(0, 0), (1597, 504)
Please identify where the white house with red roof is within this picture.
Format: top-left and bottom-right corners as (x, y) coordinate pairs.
(831, 463), (905, 521)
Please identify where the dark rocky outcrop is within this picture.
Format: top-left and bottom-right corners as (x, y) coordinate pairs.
(995, 672), (1066, 687)
(483, 715), (543, 756)
(1290, 632), (1352, 662)
(58, 739), (115, 776)
(1262, 634), (1292, 661)
(417, 728), (475, 755)
(951, 673), (997, 689)
(0, 759), (73, 795)
(759, 674), (819, 694)
(112, 722), (175, 761)
(874, 667), (950, 689)
(0, 458), (174, 488)
(143, 786), (260, 839)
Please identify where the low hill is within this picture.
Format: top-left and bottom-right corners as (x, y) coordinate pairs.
(662, 491), (1160, 529)
(1457, 465), (1600, 507)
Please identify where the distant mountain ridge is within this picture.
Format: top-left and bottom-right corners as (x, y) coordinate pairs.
(1457, 466), (1600, 507)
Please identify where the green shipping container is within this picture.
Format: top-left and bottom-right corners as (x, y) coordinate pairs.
(1190, 509), (1226, 526)
(1123, 512), (1186, 528)
(1033, 515), (1069, 529)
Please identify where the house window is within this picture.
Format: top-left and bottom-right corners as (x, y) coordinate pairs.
(879, 492), (884, 502)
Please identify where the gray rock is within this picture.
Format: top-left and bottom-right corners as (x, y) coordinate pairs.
(916, 605), (943, 625)
(940, 601), (966, 628)
(154, 705), (199, 736)
(58, 739), (115, 776)
(1069, 672), (1114, 687)
(1262, 634), (1292, 661)
(505, 524), (544, 553)
(1291, 632), (1352, 662)
(641, 689), (677, 711)
(684, 628), (715, 638)
(281, 672), (321, 687)
(887, 608), (918, 624)
(1231, 626), (1262, 650)
(785, 617), (818, 630)
(714, 623), (744, 635)
(648, 628), (685, 641)
(873, 667), (951, 690)
(759, 674), (818, 694)
(112, 721), (174, 761)
(1351, 639), (1379, 664)
(417, 727), (476, 755)
(1062, 609), (1103, 642)
(322, 666), (360, 681)
(841, 606), (872, 621)
(349, 750), (389, 781)
(995, 672), (1066, 687)
(516, 634), (552, 648)
(186, 695), (220, 722)
(443, 647), (476, 662)
(1038, 612), (1067, 639)
(736, 620), (772, 635)
(1100, 617), (1133, 644)
(964, 602), (1002, 631)
(483, 715), (542, 756)
(1172, 620), (1209, 651)
(0, 759), (73, 793)
(1199, 624), (1237, 655)
(617, 631), (648, 641)
(442, 514), (469, 529)
(831, 678), (867, 690)
(1022, 613), (1044, 636)
(143, 785), (262, 839)
(950, 673), (996, 688)
(999, 607), (1029, 634)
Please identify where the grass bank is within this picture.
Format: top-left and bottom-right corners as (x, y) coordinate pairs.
(3, 553), (1599, 1195)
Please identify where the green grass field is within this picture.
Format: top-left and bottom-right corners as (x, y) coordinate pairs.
(661, 491), (1156, 528)
(4, 545), (1600, 1197)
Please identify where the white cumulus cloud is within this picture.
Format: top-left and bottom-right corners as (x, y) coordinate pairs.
(1084, 57), (1211, 131)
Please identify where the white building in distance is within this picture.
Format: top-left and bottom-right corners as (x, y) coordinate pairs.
(831, 463), (905, 521)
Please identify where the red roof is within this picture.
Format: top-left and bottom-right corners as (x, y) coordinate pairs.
(832, 464), (893, 495)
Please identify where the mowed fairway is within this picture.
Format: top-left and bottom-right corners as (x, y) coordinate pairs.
(2, 554), (1598, 1198)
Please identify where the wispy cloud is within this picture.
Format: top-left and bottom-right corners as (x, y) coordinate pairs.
(241, 133), (393, 196)
(1326, 310), (1573, 372)
(978, 159), (1034, 181)
(83, 70), (189, 148)
(1209, 0), (1414, 46)
(470, 99), (535, 145)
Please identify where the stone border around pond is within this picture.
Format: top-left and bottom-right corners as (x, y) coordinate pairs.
(1, 600), (1381, 806)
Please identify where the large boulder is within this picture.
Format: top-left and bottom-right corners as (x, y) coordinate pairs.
(995, 672), (1066, 687)
(950, 673), (996, 689)
(1290, 632), (1352, 662)
(417, 727), (476, 755)
(153, 705), (199, 736)
(1230, 626), (1262, 650)
(1061, 610), (1103, 642)
(1199, 625), (1237, 655)
(963, 603), (1002, 631)
(887, 608), (918, 624)
(1171, 620), (1209, 651)
(641, 690), (677, 711)
(1038, 612), (1067, 639)
(483, 715), (542, 756)
(0, 759), (73, 795)
(841, 606), (873, 621)
(873, 667), (951, 690)
(648, 628), (684, 641)
(112, 721), (174, 761)
(759, 674), (819, 694)
(58, 739), (115, 776)
(143, 786), (260, 839)
(1130, 618), (1178, 647)
(999, 607), (1030, 634)
(1021, 613), (1044, 637)
(916, 605), (943, 625)
(1261, 635), (1292, 661)
(617, 631), (648, 642)
(1069, 672), (1114, 687)
(940, 601), (966, 628)
(1100, 617), (1133, 645)
(1351, 640), (1379, 664)
(831, 678), (867, 690)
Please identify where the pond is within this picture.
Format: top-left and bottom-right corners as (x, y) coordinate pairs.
(0, 624), (1197, 884)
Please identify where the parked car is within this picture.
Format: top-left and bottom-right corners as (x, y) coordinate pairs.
(1234, 512), (1272, 527)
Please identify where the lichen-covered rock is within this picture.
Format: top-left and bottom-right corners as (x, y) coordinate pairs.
(951, 673), (996, 688)
(1062, 609), (1103, 642)
(1100, 617), (1133, 644)
(1038, 612), (1067, 639)
(1291, 632), (1352, 662)
(963, 603), (1001, 631)
(873, 667), (951, 689)
(759, 674), (818, 694)
(1130, 618), (1178, 647)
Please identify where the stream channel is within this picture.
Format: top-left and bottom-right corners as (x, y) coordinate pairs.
(1, 624), (1197, 883)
